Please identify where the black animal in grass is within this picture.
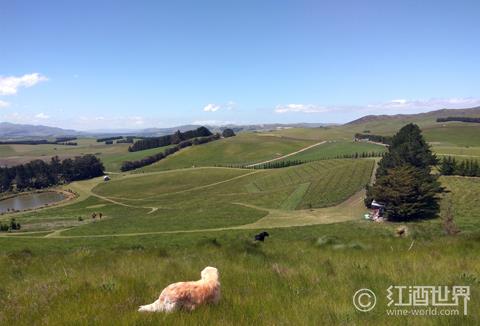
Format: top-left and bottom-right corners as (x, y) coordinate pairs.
(254, 231), (270, 242)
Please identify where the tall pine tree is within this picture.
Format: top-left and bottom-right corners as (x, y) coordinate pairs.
(366, 123), (444, 221)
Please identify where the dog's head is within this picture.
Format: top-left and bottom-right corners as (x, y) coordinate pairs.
(201, 266), (219, 282)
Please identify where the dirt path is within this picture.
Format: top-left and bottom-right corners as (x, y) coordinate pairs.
(437, 153), (480, 158)
(362, 140), (388, 147)
(2, 188), (367, 239)
(246, 141), (326, 167)
(1, 165), (372, 239)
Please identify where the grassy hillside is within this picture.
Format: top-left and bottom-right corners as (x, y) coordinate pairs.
(245, 159), (374, 209)
(273, 141), (386, 163)
(272, 122), (480, 148)
(100, 145), (175, 172)
(422, 124), (480, 147)
(3, 159), (373, 235)
(269, 111), (480, 162)
(141, 133), (316, 171)
(0, 138), (177, 172)
(0, 175), (479, 325)
(1, 110), (479, 325)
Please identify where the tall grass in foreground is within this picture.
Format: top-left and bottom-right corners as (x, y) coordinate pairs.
(0, 223), (479, 325)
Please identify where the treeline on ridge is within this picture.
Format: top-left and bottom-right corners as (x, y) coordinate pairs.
(0, 155), (104, 192)
(439, 156), (480, 177)
(437, 117), (480, 123)
(120, 134), (220, 171)
(96, 136), (124, 142)
(218, 151), (384, 169)
(128, 127), (212, 152)
(0, 137), (78, 146)
(354, 133), (392, 145)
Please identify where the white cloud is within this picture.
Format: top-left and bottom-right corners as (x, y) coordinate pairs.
(0, 73), (48, 96)
(130, 116), (145, 125)
(191, 120), (234, 126)
(203, 100), (237, 112)
(275, 104), (330, 114)
(0, 100), (9, 108)
(35, 112), (50, 119)
(203, 103), (221, 112)
(225, 101), (236, 110)
(368, 97), (480, 110)
(275, 98), (480, 115)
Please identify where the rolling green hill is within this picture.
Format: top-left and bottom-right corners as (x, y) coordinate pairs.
(0, 174), (479, 325)
(5, 159), (373, 235)
(273, 141), (386, 163)
(1, 108), (480, 325)
(140, 133), (316, 171)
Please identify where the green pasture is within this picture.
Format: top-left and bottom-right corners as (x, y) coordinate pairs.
(3, 159), (372, 235)
(99, 145), (175, 172)
(271, 121), (480, 148)
(140, 133), (316, 171)
(423, 124), (480, 147)
(0, 174), (479, 325)
(274, 141), (386, 163)
(0, 123), (479, 325)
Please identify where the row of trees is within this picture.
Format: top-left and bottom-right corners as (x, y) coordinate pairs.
(116, 137), (134, 144)
(0, 137), (78, 145)
(55, 137), (77, 142)
(366, 124), (444, 221)
(354, 133), (393, 145)
(120, 134), (220, 171)
(56, 142), (77, 146)
(0, 155), (104, 192)
(334, 151), (384, 159)
(215, 152), (382, 169)
(128, 127), (212, 152)
(437, 117), (480, 123)
(97, 136), (123, 142)
(439, 156), (480, 177)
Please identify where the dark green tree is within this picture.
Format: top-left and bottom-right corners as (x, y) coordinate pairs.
(222, 128), (236, 138)
(376, 123), (438, 177)
(370, 165), (443, 221)
(366, 123), (444, 221)
(440, 156), (456, 175)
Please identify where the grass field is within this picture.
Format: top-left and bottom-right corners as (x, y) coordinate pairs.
(99, 145), (175, 172)
(3, 159), (373, 235)
(0, 174), (479, 325)
(271, 121), (480, 148)
(1, 123), (480, 325)
(140, 133), (316, 171)
(273, 141), (386, 163)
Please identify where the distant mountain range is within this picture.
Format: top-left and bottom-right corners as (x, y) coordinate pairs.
(2, 107), (480, 139)
(0, 122), (333, 139)
(0, 122), (85, 139)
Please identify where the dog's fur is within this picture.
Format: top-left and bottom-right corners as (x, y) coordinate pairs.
(254, 231), (270, 241)
(138, 266), (220, 313)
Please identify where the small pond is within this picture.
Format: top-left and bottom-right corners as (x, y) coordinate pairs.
(0, 192), (66, 213)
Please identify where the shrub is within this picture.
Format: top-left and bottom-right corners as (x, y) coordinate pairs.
(222, 128), (236, 138)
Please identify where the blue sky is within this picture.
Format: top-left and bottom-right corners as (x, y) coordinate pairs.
(1, 0), (479, 130)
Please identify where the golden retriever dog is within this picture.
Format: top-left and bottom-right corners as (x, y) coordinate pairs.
(138, 266), (220, 312)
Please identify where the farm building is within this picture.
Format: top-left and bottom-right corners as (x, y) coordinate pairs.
(368, 200), (385, 222)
